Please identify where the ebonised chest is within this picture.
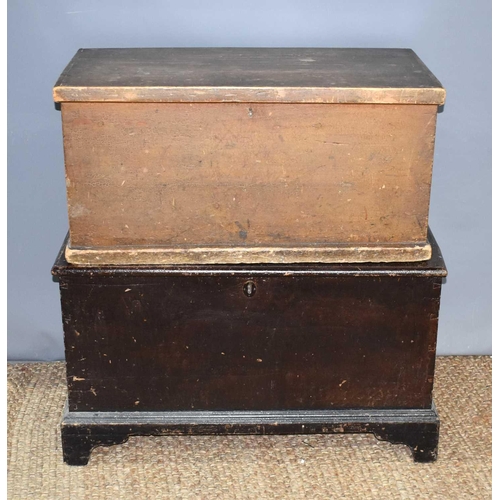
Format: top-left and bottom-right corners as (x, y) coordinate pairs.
(53, 230), (446, 465)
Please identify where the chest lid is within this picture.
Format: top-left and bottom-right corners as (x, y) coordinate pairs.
(53, 48), (445, 105)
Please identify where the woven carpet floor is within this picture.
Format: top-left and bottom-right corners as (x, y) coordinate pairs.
(8, 356), (491, 499)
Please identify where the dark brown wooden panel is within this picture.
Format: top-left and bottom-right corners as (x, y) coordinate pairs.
(60, 270), (442, 412)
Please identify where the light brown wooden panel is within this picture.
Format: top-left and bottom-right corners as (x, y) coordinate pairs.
(62, 102), (437, 256)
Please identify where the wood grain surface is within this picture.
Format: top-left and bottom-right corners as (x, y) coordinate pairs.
(54, 231), (445, 413)
(62, 101), (437, 262)
(52, 228), (447, 277)
(53, 48), (445, 104)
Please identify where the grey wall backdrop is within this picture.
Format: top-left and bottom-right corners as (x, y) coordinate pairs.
(8, 0), (491, 360)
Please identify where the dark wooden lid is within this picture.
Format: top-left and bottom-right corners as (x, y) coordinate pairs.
(53, 48), (445, 105)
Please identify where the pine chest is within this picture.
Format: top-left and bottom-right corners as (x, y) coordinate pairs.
(54, 48), (445, 265)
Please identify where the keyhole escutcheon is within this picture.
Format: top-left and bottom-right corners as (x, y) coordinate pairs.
(243, 281), (256, 297)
